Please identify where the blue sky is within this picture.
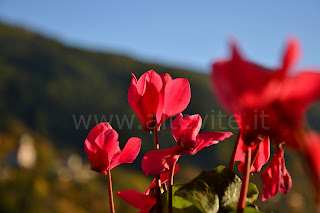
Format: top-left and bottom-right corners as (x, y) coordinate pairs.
(0, 1), (319, 72)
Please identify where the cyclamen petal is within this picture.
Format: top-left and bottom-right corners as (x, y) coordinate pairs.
(178, 114), (202, 148)
(193, 131), (233, 154)
(109, 137), (142, 169)
(160, 73), (173, 90)
(141, 146), (183, 175)
(236, 135), (270, 173)
(118, 137), (142, 164)
(281, 37), (300, 76)
(281, 71), (320, 106)
(260, 149), (292, 200)
(116, 190), (156, 212)
(171, 114), (202, 148)
(91, 147), (114, 174)
(211, 42), (273, 113)
(136, 80), (164, 131)
(95, 129), (119, 161)
(171, 113), (183, 142)
(171, 114), (231, 155)
(85, 122), (113, 153)
(118, 168), (179, 212)
(128, 70), (164, 131)
(279, 166), (292, 194)
(140, 114), (231, 175)
(136, 70), (163, 95)
(161, 78), (191, 123)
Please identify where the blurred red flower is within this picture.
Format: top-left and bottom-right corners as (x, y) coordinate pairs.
(141, 114), (232, 175)
(128, 70), (191, 131)
(211, 38), (320, 148)
(117, 165), (179, 213)
(235, 135), (270, 173)
(211, 38), (320, 200)
(84, 122), (141, 174)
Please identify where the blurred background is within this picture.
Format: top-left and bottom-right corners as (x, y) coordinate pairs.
(0, 1), (319, 212)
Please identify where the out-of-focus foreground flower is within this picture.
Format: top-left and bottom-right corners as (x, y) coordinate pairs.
(211, 38), (320, 201)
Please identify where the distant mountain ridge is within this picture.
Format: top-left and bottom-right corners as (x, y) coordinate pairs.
(0, 21), (319, 167)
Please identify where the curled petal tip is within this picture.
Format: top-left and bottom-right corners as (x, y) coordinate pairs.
(228, 39), (242, 59)
(282, 36), (300, 72)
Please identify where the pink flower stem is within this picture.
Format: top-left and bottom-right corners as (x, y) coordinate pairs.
(163, 182), (168, 191)
(106, 169), (115, 213)
(168, 163), (176, 213)
(237, 147), (251, 213)
(229, 129), (241, 171)
(250, 140), (262, 168)
(153, 128), (162, 213)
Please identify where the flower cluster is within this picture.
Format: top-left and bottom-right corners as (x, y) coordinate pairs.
(83, 38), (320, 213)
(211, 38), (320, 200)
(141, 113), (232, 175)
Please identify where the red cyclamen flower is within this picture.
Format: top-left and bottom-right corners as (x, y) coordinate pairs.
(235, 135), (270, 173)
(84, 122), (141, 174)
(211, 38), (320, 148)
(260, 148), (292, 201)
(128, 70), (191, 131)
(141, 113), (232, 175)
(210, 38), (320, 200)
(117, 165), (179, 213)
(234, 116), (270, 173)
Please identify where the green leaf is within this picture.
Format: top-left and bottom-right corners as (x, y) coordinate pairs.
(174, 166), (260, 213)
(172, 184), (194, 209)
(157, 184), (201, 213)
(246, 183), (259, 204)
(230, 206), (262, 213)
(175, 166), (242, 213)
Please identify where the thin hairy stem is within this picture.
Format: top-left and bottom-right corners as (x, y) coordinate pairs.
(153, 128), (162, 213)
(168, 164), (176, 213)
(250, 140), (262, 169)
(229, 130), (241, 171)
(106, 169), (115, 213)
(237, 148), (251, 213)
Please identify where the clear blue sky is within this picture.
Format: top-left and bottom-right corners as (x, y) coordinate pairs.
(0, 1), (319, 72)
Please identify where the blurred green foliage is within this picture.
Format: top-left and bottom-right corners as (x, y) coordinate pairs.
(0, 22), (318, 212)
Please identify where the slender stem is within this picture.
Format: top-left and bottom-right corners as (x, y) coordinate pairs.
(250, 141), (262, 169)
(163, 182), (168, 191)
(237, 148), (251, 213)
(229, 129), (241, 171)
(106, 169), (115, 213)
(153, 128), (162, 213)
(155, 176), (162, 213)
(154, 128), (160, 150)
(168, 164), (176, 213)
